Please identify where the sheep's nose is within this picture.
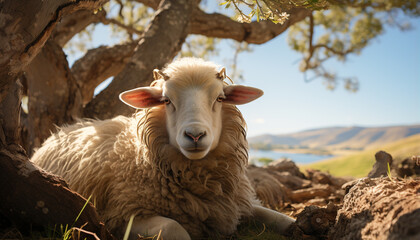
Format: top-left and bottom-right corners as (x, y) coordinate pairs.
(184, 131), (206, 143)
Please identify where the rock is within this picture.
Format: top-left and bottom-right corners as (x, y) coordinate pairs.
(341, 178), (360, 194)
(268, 158), (306, 179)
(289, 185), (333, 203)
(305, 198), (326, 206)
(367, 150), (393, 178)
(396, 156), (420, 177)
(306, 169), (351, 188)
(285, 202), (338, 239)
(341, 177), (374, 194)
(330, 177), (420, 240)
(269, 171), (312, 190)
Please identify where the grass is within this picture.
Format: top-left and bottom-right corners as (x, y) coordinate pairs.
(123, 215), (135, 240)
(231, 220), (288, 240)
(387, 162), (395, 182)
(61, 195), (93, 240)
(26, 195), (94, 240)
(128, 220), (288, 240)
(300, 133), (420, 177)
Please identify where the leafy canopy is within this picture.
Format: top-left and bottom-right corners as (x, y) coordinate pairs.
(222, 0), (420, 91)
(66, 0), (420, 91)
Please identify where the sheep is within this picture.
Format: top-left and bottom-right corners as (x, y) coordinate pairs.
(31, 58), (295, 239)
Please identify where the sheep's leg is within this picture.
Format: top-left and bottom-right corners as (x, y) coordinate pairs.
(129, 215), (191, 240)
(252, 205), (295, 234)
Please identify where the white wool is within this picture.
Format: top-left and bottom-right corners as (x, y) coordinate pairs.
(31, 58), (259, 238)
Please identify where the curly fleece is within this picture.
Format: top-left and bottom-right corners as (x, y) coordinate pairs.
(32, 71), (258, 238)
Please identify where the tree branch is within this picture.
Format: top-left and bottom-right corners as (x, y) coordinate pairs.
(98, 11), (144, 36)
(0, 0), (107, 86)
(72, 41), (138, 105)
(328, 0), (387, 9)
(83, 0), (196, 119)
(189, 7), (312, 44)
(131, 0), (159, 10)
(53, 9), (107, 47)
(133, 0), (311, 44)
(302, 13), (356, 73)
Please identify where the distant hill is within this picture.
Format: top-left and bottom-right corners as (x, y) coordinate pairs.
(248, 125), (420, 151)
(301, 133), (420, 177)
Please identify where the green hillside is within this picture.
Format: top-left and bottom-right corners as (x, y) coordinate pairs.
(249, 125), (420, 152)
(301, 133), (420, 178)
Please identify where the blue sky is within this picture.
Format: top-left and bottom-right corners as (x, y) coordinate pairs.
(66, 10), (420, 137)
(224, 19), (420, 136)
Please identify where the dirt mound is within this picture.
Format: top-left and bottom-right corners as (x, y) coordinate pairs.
(248, 150), (420, 239)
(330, 177), (420, 240)
(395, 156), (420, 177)
(248, 162), (350, 215)
(285, 202), (338, 240)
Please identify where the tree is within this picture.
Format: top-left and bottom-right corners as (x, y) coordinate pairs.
(1, 0), (419, 237)
(1, 1), (114, 238)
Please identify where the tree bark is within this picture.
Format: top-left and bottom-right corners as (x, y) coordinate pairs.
(0, 144), (113, 239)
(22, 7), (108, 154)
(190, 8), (311, 44)
(53, 9), (106, 48)
(25, 40), (83, 156)
(0, 1), (114, 238)
(190, 7), (311, 44)
(0, 79), (22, 148)
(72, 41), (137, 105)
(83, 0), (196, 119)
(0, 0), (106, 87)
(134, 0), (311, 44)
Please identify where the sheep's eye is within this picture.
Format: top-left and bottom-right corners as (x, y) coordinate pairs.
(163, 98), (171, 105)
(216, 96), (224, 102)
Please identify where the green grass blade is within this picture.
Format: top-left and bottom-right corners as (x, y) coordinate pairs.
(123, 215), (135, 240)
(387, 162), (395, 182)
(73, 195), (93, 227)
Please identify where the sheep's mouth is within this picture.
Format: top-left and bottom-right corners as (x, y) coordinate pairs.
(181, 147), (210, 160)
(184, 148), (205, 153)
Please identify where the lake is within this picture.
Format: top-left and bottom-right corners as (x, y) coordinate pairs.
(249, 149), (334, 166)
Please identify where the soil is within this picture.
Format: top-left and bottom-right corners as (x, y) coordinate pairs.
(248, 151), (420, 240)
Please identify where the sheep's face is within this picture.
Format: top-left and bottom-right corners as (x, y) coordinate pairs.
(120, 59), (263, 160)
(162, 78), (225, 159)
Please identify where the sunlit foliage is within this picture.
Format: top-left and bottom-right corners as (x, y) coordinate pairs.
(66, 0), (420, 91)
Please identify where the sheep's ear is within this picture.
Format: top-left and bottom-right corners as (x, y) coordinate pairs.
(223, 85), (263, 105)
(153, 69), (170, 81)
(119, 87), (163, 109)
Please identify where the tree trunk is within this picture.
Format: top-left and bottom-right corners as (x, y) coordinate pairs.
(21, 7), (108, 154)
(0, 141), (112, 239)
(25, 40), (82, 156)
(83, 0), (196, 119)
(0, 1), (114, 238)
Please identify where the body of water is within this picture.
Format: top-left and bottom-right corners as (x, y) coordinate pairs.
(249, 149), (334, 166)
